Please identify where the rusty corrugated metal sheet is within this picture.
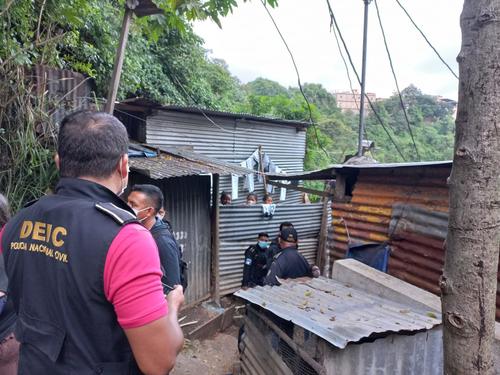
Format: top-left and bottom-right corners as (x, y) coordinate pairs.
(328, 164), (500, 320)
(329, 166), (448, 293)
(129, 147), (252, 179)
(31, 65), (93, 124)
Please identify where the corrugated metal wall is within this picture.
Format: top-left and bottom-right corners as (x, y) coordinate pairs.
(130, 173), (212, 305)
(321, 327), (443, 375)
(145, 111), (307, 204)
(330, 166), (449, 298)
(219, 204), (323, 296)
(146, 111), (306, 171)
(32, 65), (93, 124)
(329, 165), (500, 319)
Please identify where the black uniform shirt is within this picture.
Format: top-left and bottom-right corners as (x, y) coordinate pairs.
(242, 244), (270, 287)
(264, 246), (311, 286)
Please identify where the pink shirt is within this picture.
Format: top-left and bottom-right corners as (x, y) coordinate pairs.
(0, 224), (167, 329)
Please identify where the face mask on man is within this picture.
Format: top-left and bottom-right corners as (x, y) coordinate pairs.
(132, 207), (151, 223)
(258, 241), (270, 249)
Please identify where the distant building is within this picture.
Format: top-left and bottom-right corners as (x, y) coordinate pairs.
(334, 89), (376, 113)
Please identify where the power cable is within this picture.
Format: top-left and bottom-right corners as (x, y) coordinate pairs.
(395, 0), (458, 80)
(169, 74), (242, 135)
(325, 0), (407, 161)
(260, 0), (330, 159)
(374, 0), (420, 161)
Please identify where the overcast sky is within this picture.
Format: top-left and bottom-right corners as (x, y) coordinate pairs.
(194, 0), (462, 100)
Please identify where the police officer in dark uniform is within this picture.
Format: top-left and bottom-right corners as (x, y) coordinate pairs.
(264, 227), (312, 286)
(267, 222), (294, 268)
(0, 111), (184, 374)
(241, 232), (271, 288)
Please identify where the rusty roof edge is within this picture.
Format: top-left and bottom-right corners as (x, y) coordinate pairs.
(267, 160), (453, 180)
(129, 142), (259, 177)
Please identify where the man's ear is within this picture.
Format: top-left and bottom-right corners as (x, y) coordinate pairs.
(54, 153), (60, 170)
(119, 154), (129, 178)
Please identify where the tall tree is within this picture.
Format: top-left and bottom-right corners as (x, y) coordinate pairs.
(441, 1), (500, 374)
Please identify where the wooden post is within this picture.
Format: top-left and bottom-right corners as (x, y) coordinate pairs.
(104, 7), (133, 114)
(317, 182), (332, 274)
(211, 174), (221, 304)
(258, 145), (268, 194)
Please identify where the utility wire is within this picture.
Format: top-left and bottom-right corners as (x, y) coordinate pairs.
(395, 0), (458, 80)
(325, 0), (407, 161)
(169, 74), (242, 135)
(374, 0), (420, 161)
(260, 0), (330, 159)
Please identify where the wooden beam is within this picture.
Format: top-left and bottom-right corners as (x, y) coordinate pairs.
(249, 306), (327, 375)
(105, 7), (133, 114)
(317, 182), (333, 275)
(267, 180), (333, 198)
(211, 174), (221, 305)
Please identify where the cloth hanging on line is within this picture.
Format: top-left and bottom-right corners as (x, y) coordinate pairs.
(238, 148), (287, 201)
(231, 174), (239, 199)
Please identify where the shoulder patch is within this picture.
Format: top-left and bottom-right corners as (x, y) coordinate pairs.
(95, 202), (138, 226)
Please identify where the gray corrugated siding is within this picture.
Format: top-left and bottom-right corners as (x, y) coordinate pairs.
(33, 65), (92, 124)
(145, 111), (306, 172)
(321, 327), (443, 375)
(218, 204), (323, 296)
(130, 173), (211, 304)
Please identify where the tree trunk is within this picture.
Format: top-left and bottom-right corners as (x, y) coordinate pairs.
(441, 1), (500, 374)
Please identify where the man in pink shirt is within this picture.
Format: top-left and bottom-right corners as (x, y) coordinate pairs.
(1, 110), (184, 374)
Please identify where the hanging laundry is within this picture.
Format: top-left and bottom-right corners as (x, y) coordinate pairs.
(261, 203), (276, 218)
(231, 174), (239, 199)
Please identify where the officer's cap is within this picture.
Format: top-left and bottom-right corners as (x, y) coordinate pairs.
(280, 227), (298, 243)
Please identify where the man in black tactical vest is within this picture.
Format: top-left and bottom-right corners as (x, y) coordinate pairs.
(0, 111), (184, 374)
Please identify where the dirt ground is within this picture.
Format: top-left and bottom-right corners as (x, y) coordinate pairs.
(171, 325), (240, 375)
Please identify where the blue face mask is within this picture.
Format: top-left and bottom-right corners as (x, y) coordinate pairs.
(258, 241), (270, 249)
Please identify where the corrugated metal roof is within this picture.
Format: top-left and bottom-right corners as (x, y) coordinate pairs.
(268, 160), (453, 180)
(235, 277), (441, 349)
(128, 144), (253, 179)
(117, 98), (310, 128)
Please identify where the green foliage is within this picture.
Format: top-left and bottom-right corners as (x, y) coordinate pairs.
(365, 85), (455, 162)
(0, 64), (58, 212)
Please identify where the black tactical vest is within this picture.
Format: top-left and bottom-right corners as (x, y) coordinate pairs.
(1, 178), (142, 374)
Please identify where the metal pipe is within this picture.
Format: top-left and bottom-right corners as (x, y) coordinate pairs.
(357, 0), (372, 156)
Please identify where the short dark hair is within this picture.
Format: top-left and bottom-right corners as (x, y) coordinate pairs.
(279, 222), (294, 231)
(246, 193), (258, 200)
(220, 191), (231, 204)
(263, 194), (272, 202)
(58, 110), (129, 178)
(130, 184), (164, 213)
(0, 194), (10, 228)
(258, 232), (269, 238)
